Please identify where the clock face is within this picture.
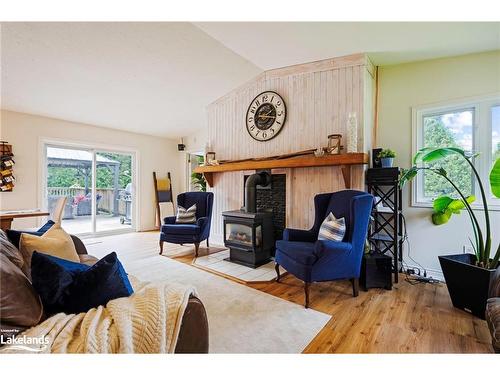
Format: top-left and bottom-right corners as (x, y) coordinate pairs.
(246, 91), (286, 141)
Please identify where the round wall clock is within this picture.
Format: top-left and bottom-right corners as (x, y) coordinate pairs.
(245, 91), (286, 142)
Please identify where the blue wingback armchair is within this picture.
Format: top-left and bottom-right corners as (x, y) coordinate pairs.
(275, 190), (373, 308)
(160, 192), (214, 257)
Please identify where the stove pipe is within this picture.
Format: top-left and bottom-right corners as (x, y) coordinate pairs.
(244, 171), (271, 213)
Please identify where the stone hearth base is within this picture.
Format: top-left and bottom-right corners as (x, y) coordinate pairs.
(193, 249), (286, 283)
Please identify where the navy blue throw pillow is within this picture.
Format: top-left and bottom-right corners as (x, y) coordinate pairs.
(37, 220), (56, 233)
(31, 251), (134, 315)
(38, 252), (91, 274)
(6, 220), (55, 248)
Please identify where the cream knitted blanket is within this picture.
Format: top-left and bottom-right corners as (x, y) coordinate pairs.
(2, 277), (197, 353)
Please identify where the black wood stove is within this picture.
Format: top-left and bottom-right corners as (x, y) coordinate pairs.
(222, 171), (275, 268)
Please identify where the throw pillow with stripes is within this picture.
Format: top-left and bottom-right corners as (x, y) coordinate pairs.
(175, 204), (197, 224)
(318, 212), (346, 241)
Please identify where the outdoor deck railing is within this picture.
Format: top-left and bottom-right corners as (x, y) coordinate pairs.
(47, 187), (127, 215)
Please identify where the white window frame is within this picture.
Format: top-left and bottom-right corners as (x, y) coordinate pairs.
(411, 93), (500, 210)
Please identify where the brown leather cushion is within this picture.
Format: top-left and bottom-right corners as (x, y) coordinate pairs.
(0, 229), (24, 269)
(0, 321), (26, 342)
(486, 297), (500, 353)
(71, 235), (89, 255)
(174, 296), (209, 353)
(0, 253), (43, 340)
(489, 267), (500, 299)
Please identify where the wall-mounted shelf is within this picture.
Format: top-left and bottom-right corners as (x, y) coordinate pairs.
(0, 141), (15, 192)
(194, 152), (369, 188)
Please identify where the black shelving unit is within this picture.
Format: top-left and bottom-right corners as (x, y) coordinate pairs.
(366, 167), (403, 283)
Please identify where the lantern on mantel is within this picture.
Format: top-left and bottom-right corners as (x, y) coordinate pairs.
(205, 152), (216, 165)
(204, 141), (215, 165)
(326, 134), (342, 155)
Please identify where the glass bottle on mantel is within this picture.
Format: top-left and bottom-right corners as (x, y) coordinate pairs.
(346, 112), (358, 153)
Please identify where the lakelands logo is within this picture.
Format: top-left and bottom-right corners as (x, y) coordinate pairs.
(0, 334), (50, 352)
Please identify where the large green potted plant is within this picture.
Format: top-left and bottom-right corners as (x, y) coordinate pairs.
(191, 172), (206, 192)
(190, 155), (207, 192)
(400, 147), (500, 319)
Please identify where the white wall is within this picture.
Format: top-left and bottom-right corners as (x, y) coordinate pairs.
(178, 128), (209, 193)
(0, 110), (180, 231)
(377, 51), (500, 277)
(184, 128), (209, 154)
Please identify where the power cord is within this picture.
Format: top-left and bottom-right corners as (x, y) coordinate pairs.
(401, 214), (426, 275)
(400, 213), (440, 285)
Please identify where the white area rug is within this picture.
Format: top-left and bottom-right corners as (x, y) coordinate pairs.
(193, 249), (286, 282)
(86, 232), (331, 353)
(83, 231), (195, 259)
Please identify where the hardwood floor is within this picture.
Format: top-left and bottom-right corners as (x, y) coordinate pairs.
(175, 244), (494, 354)
(86, 232), (493, 353)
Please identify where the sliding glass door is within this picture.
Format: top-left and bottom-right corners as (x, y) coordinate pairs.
(44, 144), (135, 235)
(95, 151), (133, 233)
(46, 145), (93, 234)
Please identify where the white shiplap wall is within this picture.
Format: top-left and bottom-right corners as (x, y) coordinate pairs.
(206, 54), (375, 243)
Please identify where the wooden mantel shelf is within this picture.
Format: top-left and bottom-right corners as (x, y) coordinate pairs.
(194, 152), (368, 189)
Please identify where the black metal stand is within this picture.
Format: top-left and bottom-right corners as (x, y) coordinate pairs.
(366, 167), (403, 283)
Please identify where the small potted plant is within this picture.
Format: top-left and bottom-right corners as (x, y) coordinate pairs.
(378, 149), (396, 167)
(400, 147), (500, 319)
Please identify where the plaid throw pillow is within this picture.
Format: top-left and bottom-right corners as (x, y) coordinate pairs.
(318, 212), (346, 241)
(175, 204), (197, 224)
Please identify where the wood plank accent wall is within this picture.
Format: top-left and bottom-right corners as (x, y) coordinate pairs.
(207, 54), (374, 242)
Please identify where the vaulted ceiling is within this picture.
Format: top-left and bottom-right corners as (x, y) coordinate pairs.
(1, 22), (499, 139)
(195, 22), (500, 68)
(0, 23), (261, 138)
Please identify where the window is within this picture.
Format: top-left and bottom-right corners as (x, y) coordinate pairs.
(492, 105), (500, 172)
(422, 109), (474, 198)
(412, 94), (500, 208)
